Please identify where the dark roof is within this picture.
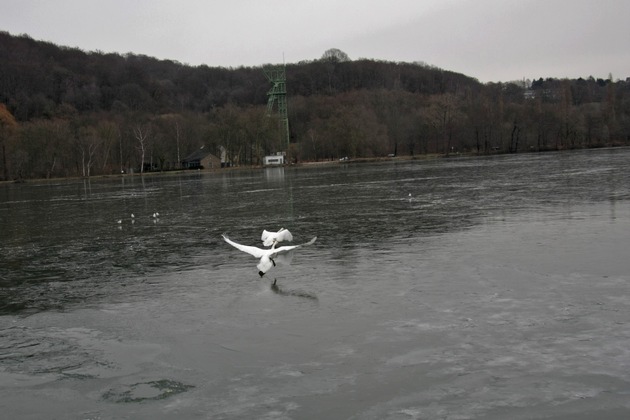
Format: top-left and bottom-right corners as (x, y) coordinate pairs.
(182, 147), (216, 162)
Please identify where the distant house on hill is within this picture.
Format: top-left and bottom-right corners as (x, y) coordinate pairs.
(182, 146), (221, 169)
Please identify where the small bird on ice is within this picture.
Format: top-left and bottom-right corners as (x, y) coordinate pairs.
(223, 233), (317, 277)
(261, 228), (293, 247)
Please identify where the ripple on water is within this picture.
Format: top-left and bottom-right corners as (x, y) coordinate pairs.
(102, 379), (195, 403)
(0, 326), (101, 379)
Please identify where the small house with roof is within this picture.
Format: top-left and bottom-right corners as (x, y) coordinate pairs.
(182, 146), (221, 169)
(263, 152), (286, 166)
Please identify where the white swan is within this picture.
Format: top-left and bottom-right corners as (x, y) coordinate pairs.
(223, 234), (316, 277)
(261, 228), (293, 247)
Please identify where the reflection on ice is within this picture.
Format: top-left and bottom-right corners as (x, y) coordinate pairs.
(264, 166), (285, 182)
(270, 281), (318, 301)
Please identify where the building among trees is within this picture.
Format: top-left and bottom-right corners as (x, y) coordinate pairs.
(263, 153), (286, 166)
(182, 146), (220, 170)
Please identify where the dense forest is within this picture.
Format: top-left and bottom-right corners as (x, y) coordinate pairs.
(1, 31), (629, 180)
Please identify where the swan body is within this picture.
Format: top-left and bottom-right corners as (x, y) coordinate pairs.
(223, 234), (316, 277)
(261, 228), (293, 247)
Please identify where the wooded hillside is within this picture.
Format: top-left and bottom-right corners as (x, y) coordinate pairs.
(1, 31), (629, 180)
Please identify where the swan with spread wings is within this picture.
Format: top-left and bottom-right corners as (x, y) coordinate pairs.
(223, 233), (317, 277)
(261, 228), (293, 247)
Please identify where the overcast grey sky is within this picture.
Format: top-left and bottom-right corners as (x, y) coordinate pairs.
(1, 0), (628, 83)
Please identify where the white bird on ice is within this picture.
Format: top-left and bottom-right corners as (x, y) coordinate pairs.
(261, 228), (293, 247)
(223, 233), (317, 277)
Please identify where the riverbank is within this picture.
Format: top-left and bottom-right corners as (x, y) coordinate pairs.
(0, 154), (446, 185)
(3, 147), (625, 186)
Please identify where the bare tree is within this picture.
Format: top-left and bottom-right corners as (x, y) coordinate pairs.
(307, 128), (318, 161)
(175, 120), (181, 169)
(133, 124), (151, 173)
(96, 121), (118, 173)
(76, 126), (100, 177)
(425, 94), (463, 155)
(0, 104), (18, 180)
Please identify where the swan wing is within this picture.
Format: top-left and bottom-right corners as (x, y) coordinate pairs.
(261, 228), (294, 246)
(273, 250), (295, 266)
(301, 236), (316, 246)
(222, 234), (265, 258)
(271, 236), (317, 256)
(278, 229), (293, 242)
(261, 229), (277, 247)
(261, 229), (273, 242)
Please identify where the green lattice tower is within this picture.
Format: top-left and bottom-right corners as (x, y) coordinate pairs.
(263, 64), (290, 150)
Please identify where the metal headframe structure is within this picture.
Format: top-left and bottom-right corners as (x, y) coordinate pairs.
(263, 64), (290, 150)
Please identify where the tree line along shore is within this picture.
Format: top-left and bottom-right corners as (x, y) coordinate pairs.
(1, 32), (628, 181)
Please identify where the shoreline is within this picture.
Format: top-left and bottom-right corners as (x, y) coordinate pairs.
(2, 146), (626, 185)
(0, 154), (445, 186)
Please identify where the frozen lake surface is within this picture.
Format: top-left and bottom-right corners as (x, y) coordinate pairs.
(1, 148), (630, 419)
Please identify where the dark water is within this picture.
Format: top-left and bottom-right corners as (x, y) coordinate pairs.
(1, 148), (629, 419)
